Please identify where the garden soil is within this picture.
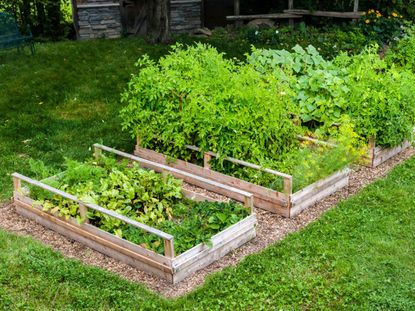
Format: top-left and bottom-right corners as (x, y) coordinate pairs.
(0, 148), (414, 297)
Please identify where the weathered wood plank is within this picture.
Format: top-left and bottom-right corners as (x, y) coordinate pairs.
(226, 13), (302, 21)
(291, 168), (351, 205)
(185, 144), (292, 180)
(14, 193), (171, 266)
(173, 214), (256, 267)
(134, 146), (287, 205)
(95, 144), (254, 203)
(14, 198), (174, 280)
(173, 226), (256, 283)
(283, 9), (363, 18)
(372, 141), (411, 167)
(289, 175), (349, 217)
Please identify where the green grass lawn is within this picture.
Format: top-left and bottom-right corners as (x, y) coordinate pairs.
(0, 38), (168, 200)
(1, 39), (415, 310)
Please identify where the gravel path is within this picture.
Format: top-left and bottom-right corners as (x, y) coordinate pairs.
(0, 148), (413, 298)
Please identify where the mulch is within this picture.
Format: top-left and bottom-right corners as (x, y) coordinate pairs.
(0, 148), (413, 297)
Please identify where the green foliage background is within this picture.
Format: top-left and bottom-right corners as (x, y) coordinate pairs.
(0, 0), (73, 40)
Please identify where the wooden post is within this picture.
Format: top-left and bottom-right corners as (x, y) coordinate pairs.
(13, 176), (21, 192)
(71, 0), (80, 40)
(203, 153), (212, 170)
(283, 176), (293, 196)
(135, 136), (141, 154)
(164, 239), (175, 258)
(352, 0), (359, 22)
(288, 0), (294, 26)
(244, 195), (254, 213)
(79, 203), (89, 224)
(234, 0), (242, 26)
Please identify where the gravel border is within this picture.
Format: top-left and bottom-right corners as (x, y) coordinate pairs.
(0, 148), (413, 298)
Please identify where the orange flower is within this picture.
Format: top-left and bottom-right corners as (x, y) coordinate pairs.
(392, 12), (398, 17)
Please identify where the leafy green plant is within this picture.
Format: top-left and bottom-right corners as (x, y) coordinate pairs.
(120, 43), (357, 193)
(386, 25), (415, 72)
(30, 156), (249, 255)
(120, 43), (300, 163)
(336, 46), (415, 147)
(248, 45), (350, 127)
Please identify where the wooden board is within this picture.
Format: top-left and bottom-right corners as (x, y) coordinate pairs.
(134, 146), (288, 207)
(289, 171), (350, 217)
(134, 145), (350, 218)
(226, 13), (302, 21)
(172, 215), (256, 283)
(283, 9), (363, 18)
(364, 140), (411, 168)
(371, 141), (411, 168)
(14, 196), (174, 281)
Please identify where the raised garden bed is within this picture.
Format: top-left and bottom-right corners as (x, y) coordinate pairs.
(12, 144), (256, 284)
(134, 141), (350, 218)
(364, 139), (412, 168)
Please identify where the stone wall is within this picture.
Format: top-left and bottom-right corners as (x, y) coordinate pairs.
(170, 0), (202, 33)
(77, 0), (122, 39)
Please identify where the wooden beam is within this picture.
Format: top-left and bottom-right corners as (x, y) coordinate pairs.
(226, 13), (302, 21)
(353, 0), (359, 12)
(288, 0), (294, 26)
(184, 144), (292, 180)
(234, 0), (240, 16)
(283, 9), (363, 19)
(233, 0), (241, 26)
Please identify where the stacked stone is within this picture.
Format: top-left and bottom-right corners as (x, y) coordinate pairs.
(170, 0), (202, 33)
(77, 0), (122, 39)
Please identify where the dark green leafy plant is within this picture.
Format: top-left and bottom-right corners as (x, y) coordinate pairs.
(30, 156), (249, 255)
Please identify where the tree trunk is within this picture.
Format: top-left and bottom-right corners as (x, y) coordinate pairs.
(146, 0), (170, 43)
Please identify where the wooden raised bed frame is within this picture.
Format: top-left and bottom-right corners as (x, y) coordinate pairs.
(134, 139), (350, 218)
(12, 144), (256, 284)
(365, 138), (411, 168)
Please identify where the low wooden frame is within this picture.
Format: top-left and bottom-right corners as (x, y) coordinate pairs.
(364, 139), (412, 168)
(12, 145), (256, 284)
(134, 140), (350, 218)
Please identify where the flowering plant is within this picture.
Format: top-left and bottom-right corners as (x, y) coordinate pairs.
(359, 9), (408, 44)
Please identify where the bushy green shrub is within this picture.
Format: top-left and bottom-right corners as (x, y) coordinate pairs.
(248, 44), (415, 148)
(243, 25), (368, 59)
(120, 43), (300, 163)
(336, 47), (415, 147)
(121, 44), (358, 192)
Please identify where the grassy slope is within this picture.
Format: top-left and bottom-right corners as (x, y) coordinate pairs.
(1, 39), (415, 310)
(1, 151), (415, 310)
(0, 39), (168, 200)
